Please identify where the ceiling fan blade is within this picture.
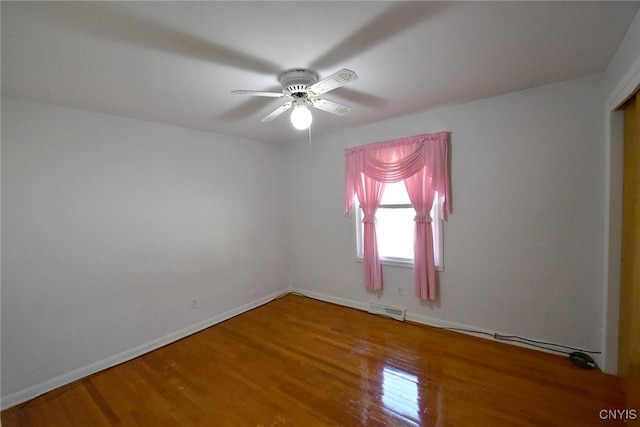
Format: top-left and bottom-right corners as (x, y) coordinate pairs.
(310, 98), (352, 115)
(232, 90), (285, 98)
(261, 102), (292, 122)
(307, 69), (358, 95)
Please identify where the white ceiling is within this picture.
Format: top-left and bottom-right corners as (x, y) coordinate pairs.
(2, 1), (639, 144)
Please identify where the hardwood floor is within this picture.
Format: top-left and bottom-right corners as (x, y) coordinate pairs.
(2, 294), (631, 426)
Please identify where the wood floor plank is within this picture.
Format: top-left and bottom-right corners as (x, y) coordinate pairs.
(2, 294), (631, 426)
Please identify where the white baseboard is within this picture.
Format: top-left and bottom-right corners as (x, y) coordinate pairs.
(1, 288), (292, 410)
(292, 288), (591, 363)
(292, 289), (369, 312)
(294, 288), (495, 334)
(4, 287), (595, 409)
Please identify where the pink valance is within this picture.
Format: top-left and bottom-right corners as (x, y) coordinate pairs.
(344, 131), (451, 300)
(345, 131), (451, 218)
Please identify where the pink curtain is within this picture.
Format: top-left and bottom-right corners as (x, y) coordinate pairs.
(355, 173), (385, 290)
(345, 132), (451, 300)
(404, 168), (437, 300)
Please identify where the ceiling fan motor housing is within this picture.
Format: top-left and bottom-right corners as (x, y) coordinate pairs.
(280, 69), (318, 97)
(232, 67), (356, 124)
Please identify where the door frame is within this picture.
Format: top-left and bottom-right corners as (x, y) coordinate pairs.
(602, 54), (640, 374)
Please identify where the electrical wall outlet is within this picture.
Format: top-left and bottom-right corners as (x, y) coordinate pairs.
(397, 286), (403, 296)
(191, 298), (198, 309)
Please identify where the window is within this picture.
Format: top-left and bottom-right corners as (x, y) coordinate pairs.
(355, 181), (444, 270)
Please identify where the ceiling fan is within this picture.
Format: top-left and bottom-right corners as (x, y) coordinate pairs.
(231, 68), (358, 130)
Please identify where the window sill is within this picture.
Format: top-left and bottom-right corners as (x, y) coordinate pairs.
(355, 257), (444, 271)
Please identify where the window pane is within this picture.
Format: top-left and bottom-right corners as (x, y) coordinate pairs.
(381, 181), (410, 204)
(376, 207), (414, 259)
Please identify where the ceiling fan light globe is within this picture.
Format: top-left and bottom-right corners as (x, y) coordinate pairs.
(290, 105), (312, 130)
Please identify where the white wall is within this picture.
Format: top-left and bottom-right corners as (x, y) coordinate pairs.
(1, 97), (288, 407)
(285, 73), (606, 357)
(604, 8), (640, 108)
